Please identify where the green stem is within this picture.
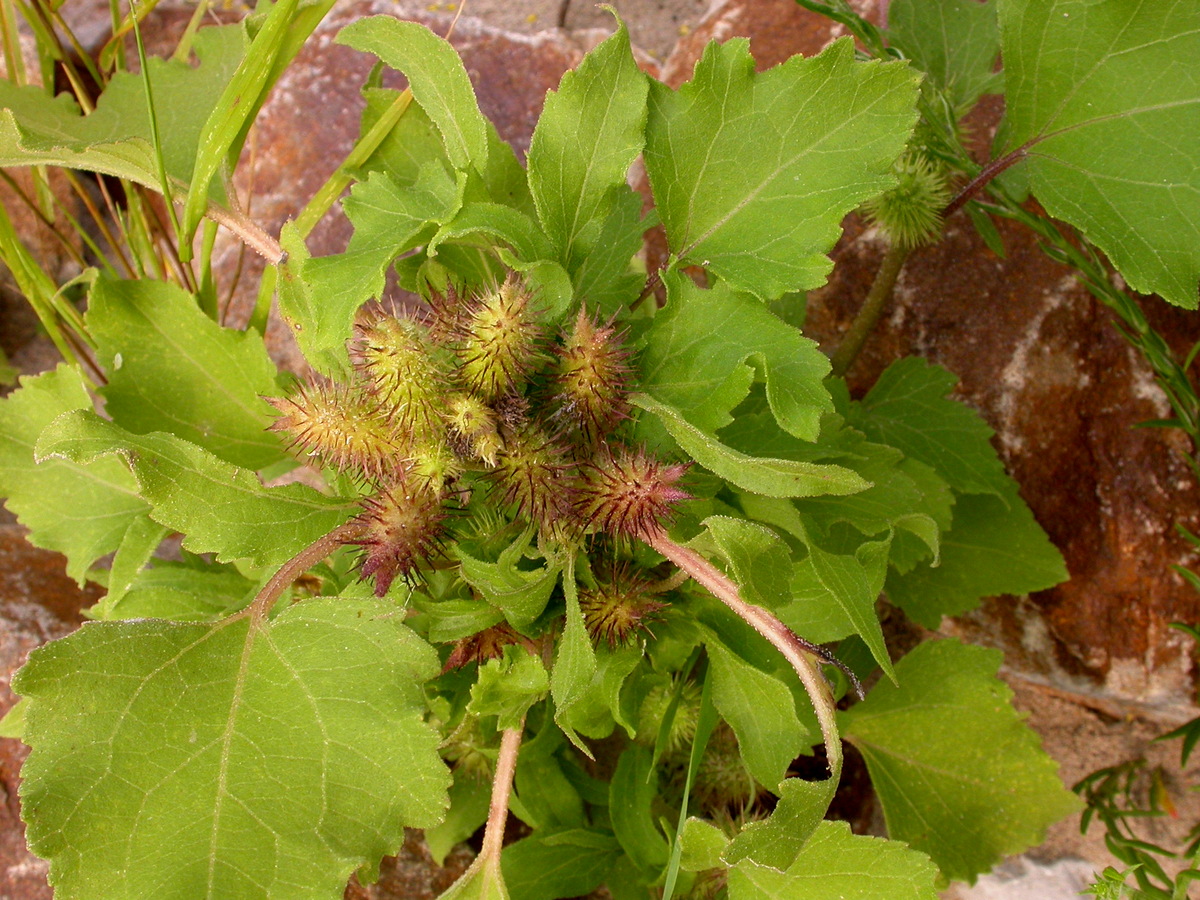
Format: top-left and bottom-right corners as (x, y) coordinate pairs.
(829, 242), (910, 379)
(646, 531), (843, 779)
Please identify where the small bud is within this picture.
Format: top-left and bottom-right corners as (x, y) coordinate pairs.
(575, 449), (690, 539)
(551, 309), (632, 440)
(455, 277), (542, 401)
(444, 394), (502, 465)
(352, 486), (446, 596)
(862, 151), (952, 249)
(579, 561), (666, 647)
(442, 622), (533, 672)
(267, 381), (399, 481)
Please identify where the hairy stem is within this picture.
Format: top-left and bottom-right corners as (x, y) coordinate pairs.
(829, 241), (910, 379)
(480, 722), (524, 861)
(645, 531), (844, 779)
(246, 522), (361, 623)
(205, 202), (285, 265)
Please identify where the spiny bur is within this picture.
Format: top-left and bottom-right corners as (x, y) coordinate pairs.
(862, 151), (952, 249)
(267, 381), (399, 482)
(492, 427), (572, 531)
(576, 449), (690, 539)
(352, 313), (446, 440)
(551, 308), (632, 440)
(578, 561), (666, 647)
(353, 486), (446, 596)
(455, 277), (542, 401)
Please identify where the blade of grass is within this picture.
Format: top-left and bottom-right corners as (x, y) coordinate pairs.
(0, 200), (77, 366)
(181, 0), (332, 256)
(662, 665), (717, 900)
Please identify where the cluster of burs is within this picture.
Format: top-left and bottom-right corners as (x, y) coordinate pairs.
(268, 277), (688, 647)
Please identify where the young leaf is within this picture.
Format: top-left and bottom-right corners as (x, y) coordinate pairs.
(699, 516), (793, 609)
(999, 0), (1200, 308)
(887, 0), (1001, 111)
(885, 480), (1069, 627)
(840, 639), (1083, 883)
(728, 820), (939, 899)
(337, 16), (489, 173)
(527, 16), (647, 272)
(845, 356), (1012, 498)
(0, 365), (149, 583)
(36, 410), (353, 570)
(14, 598), (451, 900)
(638, 274), (833, 441)
(554, 644), (642, 741)
(469, 647), (550, 731)
(644, 37), (919, 299)
(88, 275), (286, 470)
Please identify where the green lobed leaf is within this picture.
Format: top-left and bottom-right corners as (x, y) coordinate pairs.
(337, 16), (489, 173)
(885, 481), (1069, 627)
(840, 639), (1083, 883)
(527, 15), (647, 272)
(456, 527), (560, 629)
(14, 597), (451, 900)
(112, 558), (258, 622)
(36, 410), (353, 570)
(279, 162), (462, 374)
(679, 818), (729, 872)
(92, 517), (169, 619)
(888, 0), (1001, 111)
(554, 644), (642, 741)
(795, 537), (896, 683)
(0, 365), (149, 583)
(644, 37), (919, 298)
(699, 516), (792, 610)
(729, 821), (939, 900)
(638, 273), (833, 441)
(705, 638), (809, 789)
(724, 776), (837, 870)
(568, 184), (649, 316)
(632, 394), (869, 499)
(999, 0), (1200, 308)
(845, 356), (1012, 498)
(469, 647), (550, 731)
(88, 274), (285, 470)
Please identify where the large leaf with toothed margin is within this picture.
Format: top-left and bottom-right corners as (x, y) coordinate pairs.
(840, 639), (1081, 883)
(0, 366), (149, 583)
(999, 0), (1200, 308)
(14, 597), (450, 900)
(644, 37), (919, 299)
(36, 410), (352, 570)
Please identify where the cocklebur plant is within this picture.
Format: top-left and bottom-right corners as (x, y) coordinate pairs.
(2, 0), (1197, 897)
